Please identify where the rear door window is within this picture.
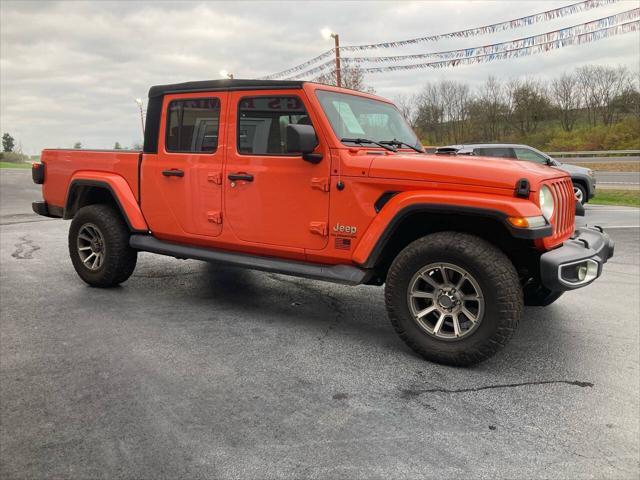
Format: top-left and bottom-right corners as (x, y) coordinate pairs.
(166, 98), (221, 153)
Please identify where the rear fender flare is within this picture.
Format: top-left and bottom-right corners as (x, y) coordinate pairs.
(64, 173), (148, 232)
(353, 190), (545, 268)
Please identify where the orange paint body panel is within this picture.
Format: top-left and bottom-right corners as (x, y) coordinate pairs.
(41, 149), (140, 206)
(69, 171), (149, 231)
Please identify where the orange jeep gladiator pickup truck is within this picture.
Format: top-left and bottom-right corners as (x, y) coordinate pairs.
(32, 79), (613, 366)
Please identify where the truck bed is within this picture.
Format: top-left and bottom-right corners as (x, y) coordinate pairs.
(40, 149), (141, 209)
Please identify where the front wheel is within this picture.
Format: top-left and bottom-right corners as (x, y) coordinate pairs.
(69, 204), (137, 287)
(573, 182), (587, 205)
(385, 232), (523, 366)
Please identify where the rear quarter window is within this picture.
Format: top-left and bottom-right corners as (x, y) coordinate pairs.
(474, 147), (516, 159)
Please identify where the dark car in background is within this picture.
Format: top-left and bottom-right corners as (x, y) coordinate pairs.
(436, 144), (596, 204)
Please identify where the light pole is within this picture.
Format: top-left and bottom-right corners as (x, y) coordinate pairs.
(321, 28), (341, 87)
(134, 98), (145, 137)
(219, 70), (234, 79)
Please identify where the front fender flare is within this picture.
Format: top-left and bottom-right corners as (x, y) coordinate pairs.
(352, 190), (547, 268)
(65, 172), (148, 232)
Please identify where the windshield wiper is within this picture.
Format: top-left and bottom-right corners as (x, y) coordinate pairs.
(379, 139), (424, 153)
(341, 137), (396, 152)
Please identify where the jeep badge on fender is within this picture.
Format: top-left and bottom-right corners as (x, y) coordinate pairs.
(333, 223), (357, 235)
(31, 78), (614, 366)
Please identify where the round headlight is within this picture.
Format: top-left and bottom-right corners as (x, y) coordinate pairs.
(539, 185), (555, 220)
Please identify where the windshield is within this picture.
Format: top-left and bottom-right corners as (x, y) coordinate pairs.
(315, 90), (421, 150)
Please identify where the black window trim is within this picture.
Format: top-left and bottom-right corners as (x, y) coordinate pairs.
(164, 96), (221, 155)
(236, 93), (312, 157)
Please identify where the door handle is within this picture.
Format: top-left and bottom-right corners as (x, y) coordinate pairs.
(228, 173), (254, 182)
(162, 169), (184, 177)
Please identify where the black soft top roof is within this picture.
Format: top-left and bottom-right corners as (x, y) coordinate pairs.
(148, 79), (304, 98)
(144, 79), (304, 153)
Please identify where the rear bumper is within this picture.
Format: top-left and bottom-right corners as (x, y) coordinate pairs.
(540, 226), (614, 292)
(32, 201), (63, 218)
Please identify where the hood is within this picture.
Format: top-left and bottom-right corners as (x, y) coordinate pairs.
(368, 153), (568, 191)
(555, 162), (591, 175)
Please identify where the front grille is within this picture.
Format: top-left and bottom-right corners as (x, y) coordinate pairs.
(548, 177), (575, 246)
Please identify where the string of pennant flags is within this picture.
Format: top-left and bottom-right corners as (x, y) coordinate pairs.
(312, 20), (639, 77)
(287, 8), (639, 79)
(263, 0), (620, 79)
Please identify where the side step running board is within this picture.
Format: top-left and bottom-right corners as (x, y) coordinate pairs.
(130, 235), (370, 286)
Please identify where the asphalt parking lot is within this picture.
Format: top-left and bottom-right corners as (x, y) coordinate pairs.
(1, 168), (639, 479)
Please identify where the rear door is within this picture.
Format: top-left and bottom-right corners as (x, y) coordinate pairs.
(141, 92), (227, 239)
(223, 91), (330, 250)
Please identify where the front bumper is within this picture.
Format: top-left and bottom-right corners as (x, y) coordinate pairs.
(540, 226), (614, 292)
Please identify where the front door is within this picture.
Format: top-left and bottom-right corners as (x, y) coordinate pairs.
(141, 92), (227, 240)
(224, 91), (330, 250)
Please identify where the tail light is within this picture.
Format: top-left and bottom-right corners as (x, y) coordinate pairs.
(32, 163), (45, 184)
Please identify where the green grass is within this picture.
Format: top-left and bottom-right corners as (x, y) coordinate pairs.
(591, 189), (640, 207)
(0, 161), (32, 169)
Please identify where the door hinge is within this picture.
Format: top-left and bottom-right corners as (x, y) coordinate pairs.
(208, 172), (222, 185)
(207, 211), (222, 224)
(309, 221), (327, 236)
(311, 177), (330, 192)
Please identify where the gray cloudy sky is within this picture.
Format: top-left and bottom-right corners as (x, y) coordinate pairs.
(1, 0), (638, 154)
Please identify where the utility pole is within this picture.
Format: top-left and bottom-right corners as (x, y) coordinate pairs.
(333, 33), (341, 88)
(135, 98), (145, 137)
(321, 28), (341, 87)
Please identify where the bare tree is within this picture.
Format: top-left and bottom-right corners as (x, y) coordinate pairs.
(414, 83), (445, 144)
(412, 81), (471, 144)
(470, 76), (508, 140)
(507, 78), (552, 136)
(594, 65), (631, 125)
(576, 65), (599, 126)
(394, 93), (418, 128)
(614, 71), (640, 118)
(551, 72), (581, 132)
(315, 65), (375, 93)
(440, 80), (471, 143)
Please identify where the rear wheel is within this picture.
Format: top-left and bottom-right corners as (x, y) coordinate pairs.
(69, 204), (137, 287)
(385, 232), (523, 366)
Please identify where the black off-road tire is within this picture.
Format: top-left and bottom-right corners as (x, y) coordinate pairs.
(523, 283), (564, 306)
(385, 232), (523, 366)
(68, 204), (137, 287)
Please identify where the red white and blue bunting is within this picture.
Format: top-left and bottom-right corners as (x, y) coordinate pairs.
(263, 0), (620, 79)
(288, 8), (639, 79)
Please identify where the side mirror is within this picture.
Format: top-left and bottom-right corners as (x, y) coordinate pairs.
(286, 124), (322, 164)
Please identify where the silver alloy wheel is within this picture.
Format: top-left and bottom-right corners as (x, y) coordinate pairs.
(77, 223), (105, 271)
(573, 185), (584, 203)
(407, 263), (484, 341)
